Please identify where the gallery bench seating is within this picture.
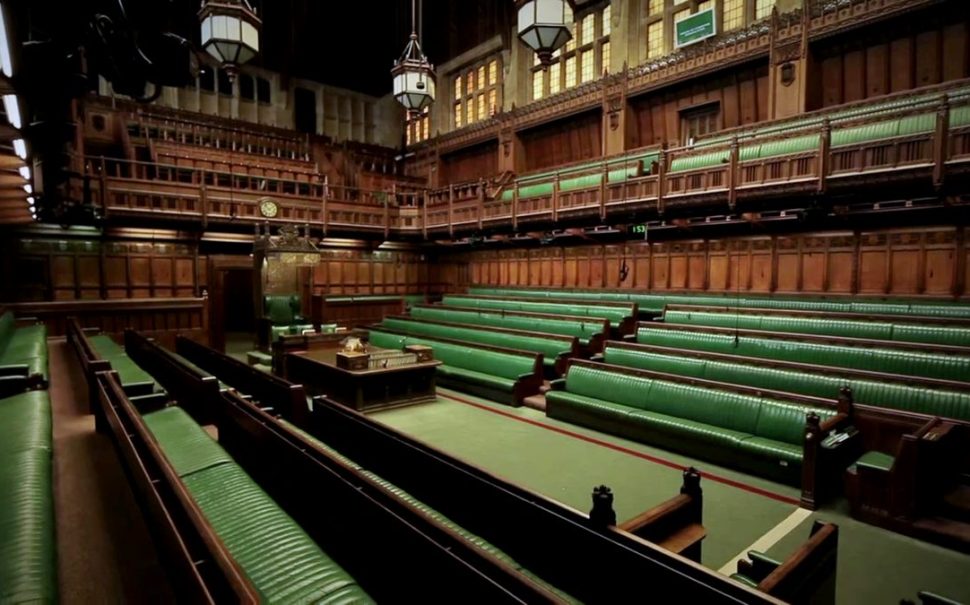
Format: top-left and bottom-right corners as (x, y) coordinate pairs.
(442, 294), (638, 335)
(601, 341), (970, 422)
(616, 467), (706, 562)
(845, 416), (970, 553)
(0, 310), (48, 387)
(412, 304), (609, 353)
(306, 396), (777, 603)
(175, 336), (310, 424)
(368, 328), (544, 406)
(217, 390), (575, 602)
(546, 360), (852, 507)
(636, 323), (970, 383)
(0, 389), (56, 604)
(468, 286), (970, 319)
(663, 306), (970, 348)
(730, 521), (839, 605)
(383, 315), (579, 374)
(93, 371), (368, 602)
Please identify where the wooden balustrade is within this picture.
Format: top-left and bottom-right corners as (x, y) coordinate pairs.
(84, 93), (970, 237)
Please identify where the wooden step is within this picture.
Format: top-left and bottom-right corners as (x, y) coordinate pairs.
(522, 394), (547, 412)
(539, 380), (552, 394)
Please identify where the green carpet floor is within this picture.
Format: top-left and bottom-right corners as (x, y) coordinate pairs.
(369, 388), (970, 604)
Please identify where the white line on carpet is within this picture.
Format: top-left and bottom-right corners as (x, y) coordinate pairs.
(717, 507), (814, 575)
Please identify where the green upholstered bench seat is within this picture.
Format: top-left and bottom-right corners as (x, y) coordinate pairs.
(143, 407), (371, 604)
(443, 295), (631, 327)
(89, 335), (158, 393)
(636, 327), (970, 383)
(468, 287), (970, 319)
(0, 312), (49, 381)
(603, 346), (970, 421)
(546, 364), (833, 483)
(411, 306), (605, 344)
(381, 316), (572, 370)
(0, 390), (56, 604)
(854, 451), (895, 473)
(370, 330), (537, 405)
(663, 310), (970, 347)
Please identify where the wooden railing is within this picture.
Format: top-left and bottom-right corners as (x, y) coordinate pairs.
(81, 91), (970, 237)
(8, 297), (209, 349)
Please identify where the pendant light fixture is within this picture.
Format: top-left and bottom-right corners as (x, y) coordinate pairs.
(392, 0), (436, 112)
(199, 0), (261, 82)
(516, 0), (573, 67)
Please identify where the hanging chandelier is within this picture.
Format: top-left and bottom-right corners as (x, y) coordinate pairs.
(199, 0), (261, 81)
(392, 0), (436, 111)
(516, 0), (573, 68)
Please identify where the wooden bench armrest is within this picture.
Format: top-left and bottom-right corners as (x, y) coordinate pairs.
(820, 413), (850, 433)
(759, 522), (839, 597)
(619, 494), (693, 534)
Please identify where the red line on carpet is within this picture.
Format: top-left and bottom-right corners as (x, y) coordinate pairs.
(438, 392), (801, 507)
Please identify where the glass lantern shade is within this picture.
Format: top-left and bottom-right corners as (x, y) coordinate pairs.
(516, 0), (572, 66)
(392, 35), (436, 111)
(199, 0), (261, 71)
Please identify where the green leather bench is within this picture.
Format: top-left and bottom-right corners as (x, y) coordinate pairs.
(369, 329), (542, 406)
(143, 406), (372, 603)
(546, 362), (835, 484)
(442, 295), (635, 330)
(636, 325), (970, 383)
(382, 316), (576, 374)
(663, 309), (970, 347)
(412, 305), (607, 351)
(88, 334), (159, 397)
(0, 311), (49, 384)
(0, 389), (56, 604)
(468, 287), (970, 319)
(603, 344), (970, 421)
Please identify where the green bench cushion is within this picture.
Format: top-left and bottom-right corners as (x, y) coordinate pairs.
(0, 449), (57, 605)
(144, 407), (371, 604)
(855, 450), (895, 473)
(182, 463), (372, 604)
(0, 390), (52, 456)
(143, 407), (234, 477)
(437, 365), (516, 391)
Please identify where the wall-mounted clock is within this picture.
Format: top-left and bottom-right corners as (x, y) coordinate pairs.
(259, 198), (279, 218)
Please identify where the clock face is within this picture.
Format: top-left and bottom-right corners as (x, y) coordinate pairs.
(259, 199), (279, 218)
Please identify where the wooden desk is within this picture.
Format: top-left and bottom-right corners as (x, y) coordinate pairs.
(285, 348), (440, 412)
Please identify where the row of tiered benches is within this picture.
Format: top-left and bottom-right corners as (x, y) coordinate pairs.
(454, 287), (970, 551)
(0, 310), (56, 603)
(66, 324), (838, 603)
(171, 336), (841, 604)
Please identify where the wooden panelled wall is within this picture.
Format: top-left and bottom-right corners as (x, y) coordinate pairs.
(440, 141), (499, 185)
(628, 65), (770, 148)
(519, 109), (603, 172)
(0, 237), (463, 303)
(457, 227), (969, 298)
(813, 13), (969, 109)
(310, 249), (459, 296)
(0, 239), (206, 302)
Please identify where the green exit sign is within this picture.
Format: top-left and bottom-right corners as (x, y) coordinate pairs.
(632, 224), (648, 234)
(675, 8), (717, 49)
